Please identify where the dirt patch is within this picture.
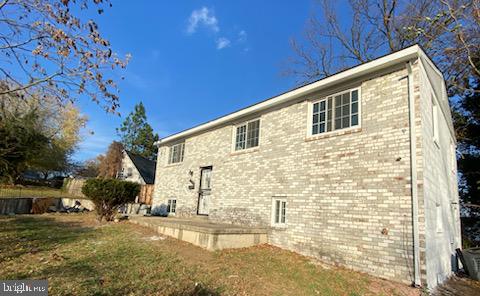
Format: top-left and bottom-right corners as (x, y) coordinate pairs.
(433, 275), (480, 296)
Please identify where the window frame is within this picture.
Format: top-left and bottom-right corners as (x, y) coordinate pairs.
(307, 87), (361, 138)
(432, 94), (440, 147)
(271, 197), (287, 227)
(450, 141), (456, 175)
(232, 118), (261, 152)
(435, 201), (443, 233)
(168, 142), (185, 164)
(167, 198), (177, 215)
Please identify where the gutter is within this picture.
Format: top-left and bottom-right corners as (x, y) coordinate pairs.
(407, 60), (421, 286)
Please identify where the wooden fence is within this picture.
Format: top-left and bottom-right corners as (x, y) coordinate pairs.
(64, 178), (154, 205)
(138, 184), (154, 205)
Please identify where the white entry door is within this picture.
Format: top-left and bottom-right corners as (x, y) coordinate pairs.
(197, 167), (212, 215)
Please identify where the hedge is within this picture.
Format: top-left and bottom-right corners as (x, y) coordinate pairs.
(82, 178), (140, 221)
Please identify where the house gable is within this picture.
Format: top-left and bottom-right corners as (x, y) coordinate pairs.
(122, 151), (156, 184)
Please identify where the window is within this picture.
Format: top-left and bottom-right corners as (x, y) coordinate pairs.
(168, 142), (185, 164)
(167, 199), (176, 214)
(272, 198), (287, 226)
(311, 88), (359, 135)
(432, 96), (439, 144)
(436, 202), (443, 233)
(450, 141), (456, 173)
(127, 167), (133, 177)
(235, 119), (260, 151)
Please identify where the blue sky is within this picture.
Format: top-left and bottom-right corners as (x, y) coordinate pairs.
(75, 1), (316, 161)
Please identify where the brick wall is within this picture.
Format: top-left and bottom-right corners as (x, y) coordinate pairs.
(418, 58), (461, 288)
(153, 64), (422, 284)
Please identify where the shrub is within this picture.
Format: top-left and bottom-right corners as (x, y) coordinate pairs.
(82, 178), (140, 221)
(151, 204), (168, 217)
(31, 197), (54, 214)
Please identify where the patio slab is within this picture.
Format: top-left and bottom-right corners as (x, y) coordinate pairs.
(129, 216), (269, 251)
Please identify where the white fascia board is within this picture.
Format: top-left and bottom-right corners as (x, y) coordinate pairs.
(156, 45), (421, 146)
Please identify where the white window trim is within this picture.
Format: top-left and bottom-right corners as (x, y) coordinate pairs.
(271, 197), (287, 228)
(231, 118), (262, 153)
(432, 93), (440, 148)
(450, 141), (456, 175)
(167, 198), (177, 215)
(306, 87), (362, 139)
(436, 202), (443, 233)
(168, 142), (185, 165)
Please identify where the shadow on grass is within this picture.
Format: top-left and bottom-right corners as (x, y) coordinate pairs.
(1, 215), (223, 295)
(169, 284), (221, 296)
(0, 215), (95, 263)
(25, 253), (222, 296)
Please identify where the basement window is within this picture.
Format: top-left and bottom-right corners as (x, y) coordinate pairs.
(272, 198), (287, 226)
(168, 142), (185, 164)
(310, 88), (360, 135)
(167, 199), (176, 214)
(234, 119), (260, 151)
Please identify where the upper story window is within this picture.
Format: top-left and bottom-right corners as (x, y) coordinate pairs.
(450, 141), (456, 174)
(235, 119), (260, 151)
(168, 142), (185, 164)
(432, 95), (439, 145)
(311, 88), (360, 135)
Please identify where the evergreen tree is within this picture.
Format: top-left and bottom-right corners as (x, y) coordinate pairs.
(116, 102), (159, 160)
(455, 70), (480, 206)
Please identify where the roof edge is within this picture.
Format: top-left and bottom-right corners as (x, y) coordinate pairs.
(156, 44), (423, 146)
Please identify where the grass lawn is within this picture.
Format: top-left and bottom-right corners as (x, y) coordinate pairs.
(0, 213), (422, 295)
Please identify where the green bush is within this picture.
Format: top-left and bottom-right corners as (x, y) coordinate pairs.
(82, 178), (140, 221)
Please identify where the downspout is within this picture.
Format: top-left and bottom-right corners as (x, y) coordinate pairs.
(407, 60), (421, 287)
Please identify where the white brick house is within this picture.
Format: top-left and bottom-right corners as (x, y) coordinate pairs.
(151, 45), (461, 289)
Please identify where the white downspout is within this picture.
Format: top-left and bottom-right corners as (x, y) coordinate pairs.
(407, 60), (421, 286)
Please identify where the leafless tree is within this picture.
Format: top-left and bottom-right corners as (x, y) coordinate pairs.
(97, 141), (123, 179)
(287, 0), (479, 94)
(0, 0), (130, 112)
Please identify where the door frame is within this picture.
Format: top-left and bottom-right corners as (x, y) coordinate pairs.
(197, 166), (212, 216)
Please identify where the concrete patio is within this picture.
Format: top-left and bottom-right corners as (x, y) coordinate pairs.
(129, 216), (269, 251)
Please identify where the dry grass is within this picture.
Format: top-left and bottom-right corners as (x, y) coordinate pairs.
(0, 213), (424, 296)
(0, 186), (67, 198)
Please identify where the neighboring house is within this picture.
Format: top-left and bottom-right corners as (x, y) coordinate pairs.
(119, 151), (156, 185)
(151, 45), (460, 289)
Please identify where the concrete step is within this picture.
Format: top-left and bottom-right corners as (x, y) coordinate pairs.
(191, 215), (209, 221)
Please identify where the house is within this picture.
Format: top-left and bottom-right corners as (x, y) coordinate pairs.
(151, 45), (461, 289)
(119, 150), (156, 185)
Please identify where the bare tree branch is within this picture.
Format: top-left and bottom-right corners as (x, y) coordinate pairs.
(286, 0), (479, 95)
(0, 0), (130, 112)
